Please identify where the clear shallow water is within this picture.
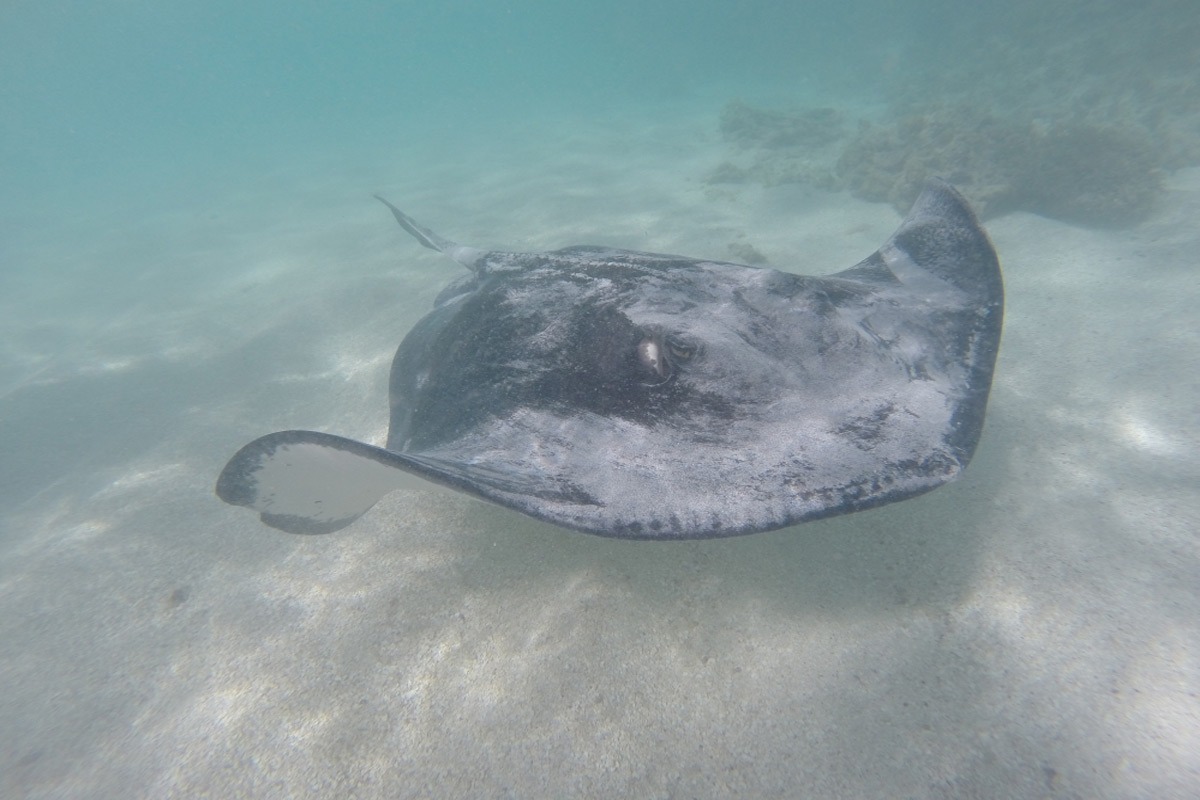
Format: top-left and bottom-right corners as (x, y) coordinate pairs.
(2, 3), (1198, 797)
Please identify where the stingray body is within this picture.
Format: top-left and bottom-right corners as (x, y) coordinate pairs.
(217, 180), (1003, 539)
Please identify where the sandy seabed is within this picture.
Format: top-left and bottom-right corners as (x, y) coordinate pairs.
(1, 110), (1197, 799)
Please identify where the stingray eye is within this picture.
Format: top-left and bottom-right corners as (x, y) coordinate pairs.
(666, 337), (695, 361)
(635, 331), (697, 386)
(637, 338), (669, 380)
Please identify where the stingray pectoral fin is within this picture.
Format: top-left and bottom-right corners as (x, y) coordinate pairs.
(215, 430), (433, 534)
(216, 430), (596, 535)
(399, 452), (599, 507)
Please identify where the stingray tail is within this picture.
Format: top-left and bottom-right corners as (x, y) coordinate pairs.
(374, 195), (486, 273)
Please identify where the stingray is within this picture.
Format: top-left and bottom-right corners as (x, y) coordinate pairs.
(216, 179), (1002, 539)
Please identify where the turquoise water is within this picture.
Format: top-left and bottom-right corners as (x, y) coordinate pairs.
(2, 3), (1198, 797)
(0, 3), (893, 203)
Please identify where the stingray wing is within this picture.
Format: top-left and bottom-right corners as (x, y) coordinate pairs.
(215, 430), (597, 534)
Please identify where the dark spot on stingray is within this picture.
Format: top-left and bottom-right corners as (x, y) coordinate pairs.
(165, 587), (190, 608)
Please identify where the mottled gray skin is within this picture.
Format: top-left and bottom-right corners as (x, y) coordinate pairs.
(217, 179), (1002, 538)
